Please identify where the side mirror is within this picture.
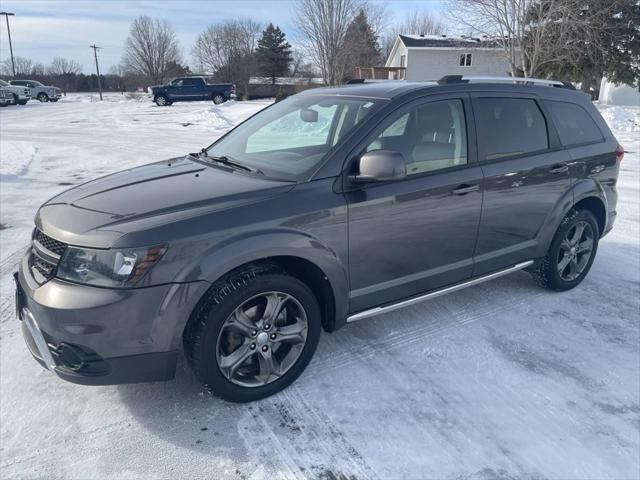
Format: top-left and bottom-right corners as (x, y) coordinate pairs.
(351, 150), (407, 184)
(300, 108), (318, 123)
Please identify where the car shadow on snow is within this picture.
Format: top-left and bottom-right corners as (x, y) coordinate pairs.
(115, 270), (545, 452)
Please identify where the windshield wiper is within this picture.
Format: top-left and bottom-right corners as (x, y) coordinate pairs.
(190, 150), (262, 175)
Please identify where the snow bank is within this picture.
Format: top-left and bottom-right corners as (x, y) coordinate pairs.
(0, 142), (37, 176)
(598, 105), (640, 133)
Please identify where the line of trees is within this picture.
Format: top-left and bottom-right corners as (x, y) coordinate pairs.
(1, 0), (637, 97)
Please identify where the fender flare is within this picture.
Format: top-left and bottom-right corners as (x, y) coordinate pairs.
(538, 178), (608, 251)
(170, 229), (349, 346)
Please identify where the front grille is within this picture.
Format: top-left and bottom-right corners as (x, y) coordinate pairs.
(34, 229), (67, 256)
(30, 229), (68, 283)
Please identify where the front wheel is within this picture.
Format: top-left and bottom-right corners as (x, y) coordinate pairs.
(212, 94), (225, 105)
(532, 209), (599, 291)
(37, 93), (49, 102)
(184, 265), (321, 402)
(154, 95), (169, 106)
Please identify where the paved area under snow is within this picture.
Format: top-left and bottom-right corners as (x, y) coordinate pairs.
(0, 93), (638, 479)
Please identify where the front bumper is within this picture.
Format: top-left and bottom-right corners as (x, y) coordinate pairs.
(16, 250), (206, 385)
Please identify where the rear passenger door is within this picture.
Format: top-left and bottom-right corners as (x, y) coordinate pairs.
(471, 93), (572, 276)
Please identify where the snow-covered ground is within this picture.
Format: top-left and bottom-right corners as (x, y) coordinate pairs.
(1, 94), (638, 479)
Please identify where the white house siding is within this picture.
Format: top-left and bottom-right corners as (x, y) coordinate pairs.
(403, 48), (513, 81)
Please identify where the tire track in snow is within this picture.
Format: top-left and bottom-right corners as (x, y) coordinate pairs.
(237, 386), (380, 480)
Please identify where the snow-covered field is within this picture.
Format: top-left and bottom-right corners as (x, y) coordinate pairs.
(0, 93), (638, 479)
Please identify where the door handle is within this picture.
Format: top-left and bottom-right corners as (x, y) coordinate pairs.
(549, 163), (569, 174)
(451, 184), (480, 195)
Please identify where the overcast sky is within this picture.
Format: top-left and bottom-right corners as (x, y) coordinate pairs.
(0, 0), (445, 74)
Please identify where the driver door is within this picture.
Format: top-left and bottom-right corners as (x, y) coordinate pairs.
(345, 95), (484, 313)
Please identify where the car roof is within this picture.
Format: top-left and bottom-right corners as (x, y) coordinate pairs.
(299, 79), (589, 103)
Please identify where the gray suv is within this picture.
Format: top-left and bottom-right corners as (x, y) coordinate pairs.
(15, 76), (622, 402)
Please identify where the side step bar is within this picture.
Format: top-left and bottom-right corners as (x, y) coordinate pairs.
(346, 260), (534, 323)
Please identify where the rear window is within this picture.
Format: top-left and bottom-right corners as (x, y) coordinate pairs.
(475, 98), (549, 160)
(546, 101), (603, 146)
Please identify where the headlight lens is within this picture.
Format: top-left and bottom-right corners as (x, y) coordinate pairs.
(57, 245), (167, 287)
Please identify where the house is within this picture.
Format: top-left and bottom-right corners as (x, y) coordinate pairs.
(381, 34), (516, 81)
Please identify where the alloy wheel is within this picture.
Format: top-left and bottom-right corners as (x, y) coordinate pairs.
(557, 220), (594, 281)
(215, 291), (308, 388)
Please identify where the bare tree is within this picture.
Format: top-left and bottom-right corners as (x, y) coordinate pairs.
(445, 0), (617, 78)
(123, 15), (181, 85)
(192, 18), (261, 98)
(295, 0), (363, 85)
(1, 56), (35, 77)
(382, 9), (446, 58)
(48, 57), (82, 95)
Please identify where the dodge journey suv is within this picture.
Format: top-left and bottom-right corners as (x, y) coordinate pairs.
(16, 76), (622, 402)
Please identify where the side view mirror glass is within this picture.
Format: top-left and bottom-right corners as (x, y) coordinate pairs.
(300, 108), (318, 123)
(351, 150), (407, 184)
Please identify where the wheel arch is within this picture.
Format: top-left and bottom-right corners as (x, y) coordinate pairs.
(539, 178), (608, 254)
(174, 232), (349, 351)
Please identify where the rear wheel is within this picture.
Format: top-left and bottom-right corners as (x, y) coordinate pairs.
(184, 265), (321, 402)
(18, 100), (27, 105)
(212, 94), (225, 105)
(532, 209), (599, 291)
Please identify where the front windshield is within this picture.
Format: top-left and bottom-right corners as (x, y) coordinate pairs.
(206, 94), (383, 181)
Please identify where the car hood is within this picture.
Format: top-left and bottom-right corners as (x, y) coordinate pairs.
(36, 156), (295, 248)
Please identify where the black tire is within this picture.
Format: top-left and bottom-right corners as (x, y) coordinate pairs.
(18, 100), (28, 105)
(155, 95), (169, 106)
(50, 99), (58, 102)
(184, 264), (321, 402)
(532, 209), (599, 291)
(212, 94), (225, 105)
(0, 103), (8, 107)
(37, 93), (49, 102)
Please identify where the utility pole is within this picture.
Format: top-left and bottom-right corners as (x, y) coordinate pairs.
(0, 12), (16, 77)
(90, 44), (103, 101)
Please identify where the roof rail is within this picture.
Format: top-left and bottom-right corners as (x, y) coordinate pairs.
(437, 75), (575, 90)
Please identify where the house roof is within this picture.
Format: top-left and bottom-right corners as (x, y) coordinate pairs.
(398, 34), (503, 49)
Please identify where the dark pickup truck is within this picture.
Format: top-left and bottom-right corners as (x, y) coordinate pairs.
(149, 77), (236, 106)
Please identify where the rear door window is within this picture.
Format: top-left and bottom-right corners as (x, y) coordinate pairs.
(475, 98), (549, 160)
(546, 101), (603, 146)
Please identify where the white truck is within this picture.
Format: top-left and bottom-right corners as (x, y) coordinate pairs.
(0, 79), (30, 105)
(10, 80), (63, 102)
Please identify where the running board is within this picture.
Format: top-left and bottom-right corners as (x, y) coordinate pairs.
(346, 261), (534, 323)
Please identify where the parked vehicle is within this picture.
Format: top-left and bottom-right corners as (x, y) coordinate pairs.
(149, 77), (236, 106)
(16, 76), (622, 402)
(0, 79), (30, 105)
(10, 79), (63, 102)
(0, 88), (16, 107)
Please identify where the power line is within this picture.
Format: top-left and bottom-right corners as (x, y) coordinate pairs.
(89, 44), (103, 101)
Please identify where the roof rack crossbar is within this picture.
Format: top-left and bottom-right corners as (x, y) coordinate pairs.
(437, 75), (575, 89)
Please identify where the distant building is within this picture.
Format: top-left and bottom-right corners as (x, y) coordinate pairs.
(358, 34), (517, 81)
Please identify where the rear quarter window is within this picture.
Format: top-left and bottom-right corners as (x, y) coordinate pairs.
(546, 101), (603, 146)
(475, 98), (549, 161)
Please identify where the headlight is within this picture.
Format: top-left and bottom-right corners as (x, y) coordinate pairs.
(57, 245), (167, 287)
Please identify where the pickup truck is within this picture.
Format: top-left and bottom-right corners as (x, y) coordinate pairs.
(10, 80), (63, 102)
(148, 77), (236, 106)
(0, 79), (30, 105)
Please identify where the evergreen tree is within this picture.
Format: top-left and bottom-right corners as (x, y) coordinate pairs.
(256, 23), (293, 85)
(342, 9), (381, 81)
